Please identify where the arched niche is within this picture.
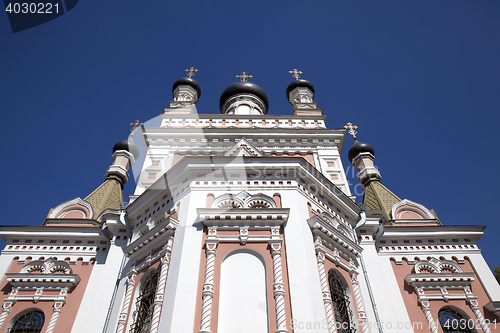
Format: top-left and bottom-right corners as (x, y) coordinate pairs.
(218, 249), (269, 333)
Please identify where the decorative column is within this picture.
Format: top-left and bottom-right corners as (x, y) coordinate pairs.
(314, 237), (337, 333)
(420, 301), (438, 333)
(149, 238), (173, 333)
(269, 226), (288, 333)
(45, 301), (65, 333)
(468, 298), (491, 333)
(0, 301), (14, 328)
(115, 270), (137, 333)
(351, 274), (370, 333)
(199, 227), (218, 333)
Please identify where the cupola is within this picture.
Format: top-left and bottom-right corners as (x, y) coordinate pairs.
(172, 77), (201, 104)
(219, 72), (269, 115)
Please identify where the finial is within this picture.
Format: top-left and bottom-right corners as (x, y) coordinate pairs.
(289, 68), (303, 80)
(235, 71), (253, 82)
(130, 120), (143, 137)
(185, 67), (198, 78)
(344, 122), (358, 140)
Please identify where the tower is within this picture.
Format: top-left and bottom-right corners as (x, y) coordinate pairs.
(0, 70), (498, 333)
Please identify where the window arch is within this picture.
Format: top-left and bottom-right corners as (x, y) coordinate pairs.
(130, 269), (159, 333)
(8, 308), (45, 333)
(328, 269), (354, 333)
(438, 306), (477, 333)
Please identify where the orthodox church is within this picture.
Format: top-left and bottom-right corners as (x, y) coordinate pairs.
(0, 69), (499, 333)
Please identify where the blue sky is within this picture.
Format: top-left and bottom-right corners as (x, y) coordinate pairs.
(1, 1), (499, 268)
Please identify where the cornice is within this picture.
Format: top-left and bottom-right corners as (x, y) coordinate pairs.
(405, 273), (475, 289)
(198, 208), (289, 227)
(0, 226), (106, 241)
(6, 273), (81, 289)
(159, 113), (328, 120)
(308, 215), (362, 257)
(124, 216), (178, 257)
(380, 225), (485, 241)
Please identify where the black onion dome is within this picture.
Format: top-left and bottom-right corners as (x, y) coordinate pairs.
(219, 82), (269, 113)
(348, 140), (375, 163)
(286, 79), (315, 103)
(113, 139), (140, 160)
(172, 77), (201, 99)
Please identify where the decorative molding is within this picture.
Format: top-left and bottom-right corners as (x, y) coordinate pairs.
(308, 215), (362, 257)
(211, 191), (277, 210)
(391, 199), (435, 220)
(48, 197), (93, 219)
(125, 216), (178, 258)
(198, 208), (289, 228)
(224, 137), (263, 157)
(414, 258), (462, 274)
(19, 258), (71, 274)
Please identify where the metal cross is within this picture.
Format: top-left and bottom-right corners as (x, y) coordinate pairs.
(130, 120), (143, 136)
(185, 67), (198, 78)
(344, 122), (358, 140)
(289, 68), (303, 80)
(235, 71), (253, 82)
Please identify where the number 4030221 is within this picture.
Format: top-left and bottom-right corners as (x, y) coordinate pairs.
(5, 2), (59, 14)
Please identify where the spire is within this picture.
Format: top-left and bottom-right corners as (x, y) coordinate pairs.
(346, 123), (400, 216)
(45, 139), (139, 222)
(84, 139), (139, 219)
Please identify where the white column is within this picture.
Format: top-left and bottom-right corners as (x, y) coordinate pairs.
(420, 301), (438, 333)
(149, 238), (173, 333)
(270, 235), (288, 333)
(351, 274), (370, 333)
(0, 301), (14, 328)
(115, 272), (137, 333)
(199, 238), (218, 333)
(314, 238), (337, 333)
(45, 301), (64, 333)
(469, 299), (491, 333)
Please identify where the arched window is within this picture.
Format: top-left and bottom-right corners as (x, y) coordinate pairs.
(9, 309), (45, 333)
(130, 270), (158, 333)
(438, 306), (477, 333)
(328, 270), (354, 333)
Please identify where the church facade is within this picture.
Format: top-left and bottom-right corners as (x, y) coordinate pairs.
(0, 71), (499, 333)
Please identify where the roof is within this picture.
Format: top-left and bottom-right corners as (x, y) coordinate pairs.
(84, 179), (124, 219)
(363, 180), (401, 218)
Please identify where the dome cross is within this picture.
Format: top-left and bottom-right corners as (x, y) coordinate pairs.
(344, 122), (358, 140)
(130, 119), (143, 136)
(235, 71), (253, 82)
(289, 68), (303, 80)
(185, 67), (198, 78)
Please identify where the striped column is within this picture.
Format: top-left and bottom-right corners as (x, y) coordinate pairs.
(469, 300), (491, 333)
(351, 274), (370, 333)
(270, 240), (288, 333)
(0, 301), (14, 329)
(420, 301), (438, 333)
(199, 239), (218, 333)
(315, 246), (337, 333)
(115, 272), (137, 333)
(149, 238), (173, 333)
(45, 301), (64, 333)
